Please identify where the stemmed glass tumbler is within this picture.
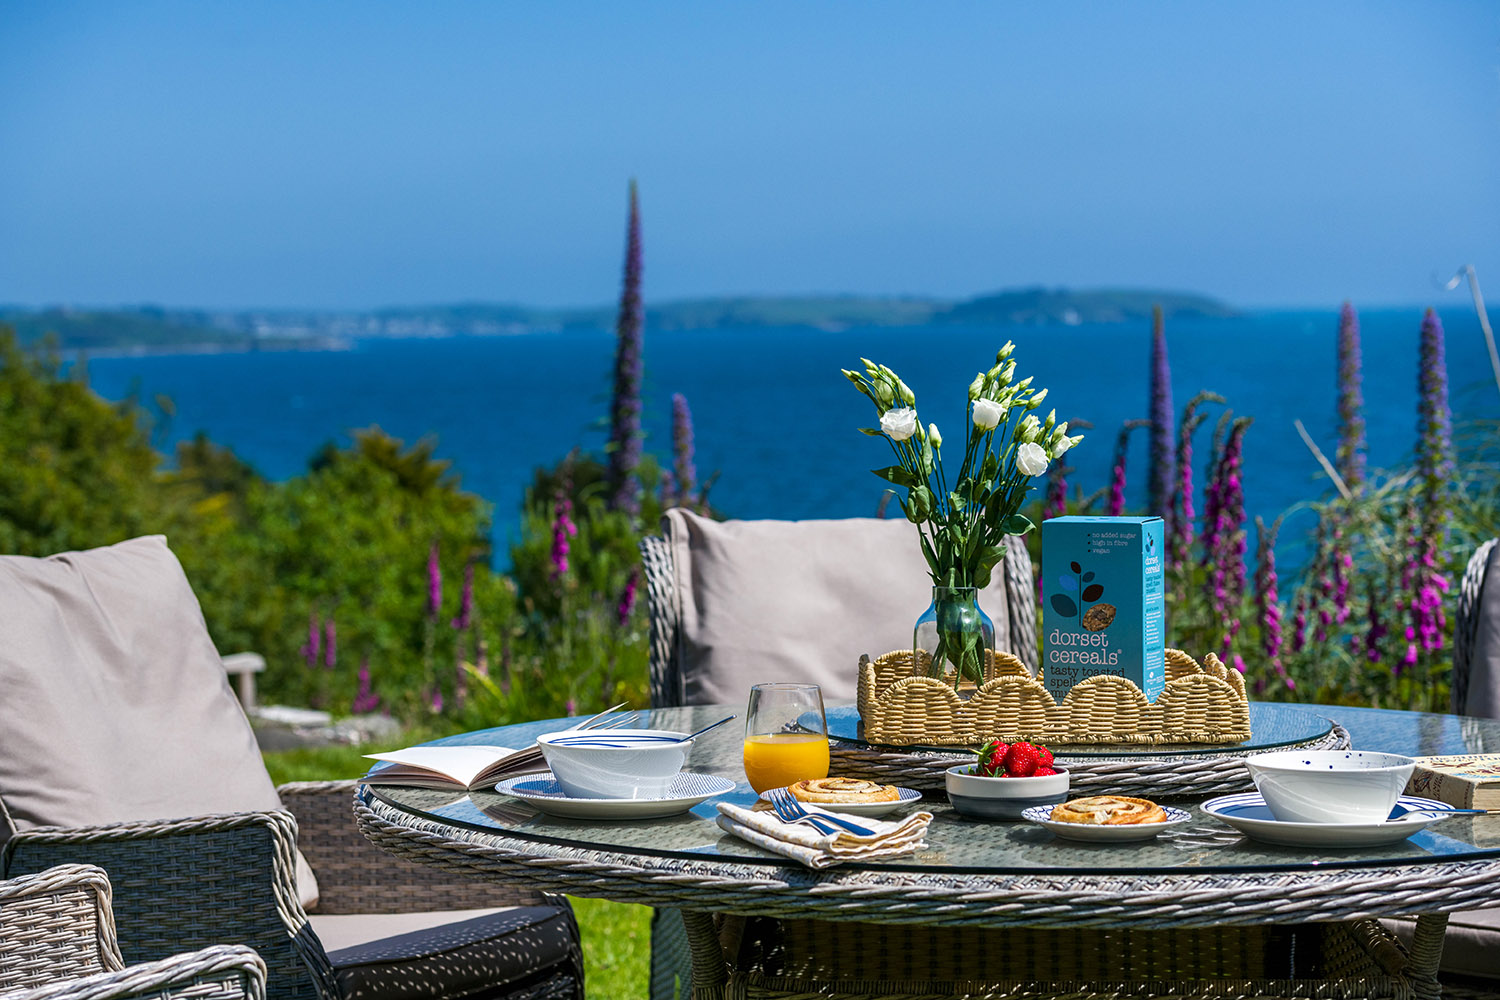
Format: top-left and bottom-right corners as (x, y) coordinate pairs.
(742, 682), (830, 794)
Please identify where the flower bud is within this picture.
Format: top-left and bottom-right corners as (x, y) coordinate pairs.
(1041, 409), (1055, 436)
(1018, 414), (1041, 443)
(928, 423), (942, 449)
(896, 378), (916, 406)
(996, 341), (1015, 361)
(1026, 387), (1048, 410)
(873, 379), (894, 409)
(967, 373), (985, 400)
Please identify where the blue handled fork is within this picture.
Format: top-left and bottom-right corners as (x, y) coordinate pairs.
(766, 786), (876, 836)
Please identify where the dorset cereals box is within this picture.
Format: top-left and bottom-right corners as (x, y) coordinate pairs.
(1041, 516), (1165, 704)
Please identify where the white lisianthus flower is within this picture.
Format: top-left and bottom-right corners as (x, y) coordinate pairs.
(1050, 433), (1074, 458)
(880, 406), (919, 441)
(1016, 442), (1050, 477)
(928, 423), (943, 449)
(972, 398), (1005, 430)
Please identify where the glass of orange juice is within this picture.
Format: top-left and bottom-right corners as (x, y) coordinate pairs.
(742, 683), (830, 793)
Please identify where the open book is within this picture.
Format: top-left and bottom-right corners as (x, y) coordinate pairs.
(363, 744), (548, 791)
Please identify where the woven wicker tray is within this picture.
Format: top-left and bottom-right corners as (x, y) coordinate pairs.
(856, 648), (1251, 746)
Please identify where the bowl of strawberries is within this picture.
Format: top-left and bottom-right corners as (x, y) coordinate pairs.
(945, 739), (1069, 820)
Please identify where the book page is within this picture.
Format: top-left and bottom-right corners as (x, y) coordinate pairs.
(364, 745), (523, 788)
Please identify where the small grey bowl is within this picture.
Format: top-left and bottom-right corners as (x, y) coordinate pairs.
(945, 764), (1071, 821)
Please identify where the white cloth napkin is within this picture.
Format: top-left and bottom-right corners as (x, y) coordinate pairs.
(716, 801), (932, 869)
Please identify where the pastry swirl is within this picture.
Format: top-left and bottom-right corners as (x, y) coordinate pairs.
(789, 777), (900, 803)
(1049, 795), (1166, 825)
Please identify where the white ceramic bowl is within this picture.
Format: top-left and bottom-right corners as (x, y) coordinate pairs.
(536, 729), (692, 800)
(945, 764), (1070, 820)
(1245, 750), (1415, 824)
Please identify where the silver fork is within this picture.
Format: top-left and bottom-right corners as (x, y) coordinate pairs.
(765, 787), (875, 836)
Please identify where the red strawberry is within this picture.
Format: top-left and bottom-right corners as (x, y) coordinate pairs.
(1035, 745), (1054, 769)
(1002, 741), (1041, 778)
(1034, 766), (1058, 776)
(975, 739), (1008, 777)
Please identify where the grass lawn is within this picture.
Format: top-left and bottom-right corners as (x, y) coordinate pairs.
(264, 741), (652, 999)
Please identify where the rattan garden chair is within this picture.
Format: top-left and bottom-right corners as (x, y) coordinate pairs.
(0, 536), (583, 1000)
(0, 863), (266, 1000)
(638, 508), (1038, 1000)
(1454, 537), (1499, 719)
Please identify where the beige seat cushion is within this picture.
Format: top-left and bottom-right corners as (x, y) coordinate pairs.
(1382, 908), (1500, 980)
(0, 535), (318, 908)
(664, 508), (1017, 706)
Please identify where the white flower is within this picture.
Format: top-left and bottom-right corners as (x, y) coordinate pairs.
(880, 406), (919, 441)
(1016, 442), (1050, 477)
(928, 423), (943, 449)
(1050, 433), (1074, 458)
(971, 398), (1005, 430)
(1018, 413), (1041, 443)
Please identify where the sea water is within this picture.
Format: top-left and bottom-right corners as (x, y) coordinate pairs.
(81, 308), (1498, 561)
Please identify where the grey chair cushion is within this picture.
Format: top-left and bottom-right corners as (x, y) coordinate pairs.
(663, 508), (1018, 706)
(0, 535), (318, 908)
(1465, 542), (1500, 720)
(1382, 907), (1500, 980)
(323, 906), (581, 1000)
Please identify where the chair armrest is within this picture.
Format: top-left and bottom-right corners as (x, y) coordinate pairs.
(0, 864), (124, 990)
(6, 945), (265, 1000)
(277, 781), (553, 914)
(640, 534), (683, 708)
(2, 812), (335, 1000)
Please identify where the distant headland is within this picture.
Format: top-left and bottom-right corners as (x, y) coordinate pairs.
(0, 287), (1238, 353)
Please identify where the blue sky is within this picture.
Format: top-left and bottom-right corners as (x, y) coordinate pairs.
(1, 2), (1496, 310)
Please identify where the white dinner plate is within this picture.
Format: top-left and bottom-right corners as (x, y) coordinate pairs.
(1021, 804), (1192, 842)
(1202, 793), (1458, 848)
(758, 785), (923, 817)
(494, 771), (734, 820)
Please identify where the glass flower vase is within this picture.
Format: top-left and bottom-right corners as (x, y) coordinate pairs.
(913, 586), (994, 687)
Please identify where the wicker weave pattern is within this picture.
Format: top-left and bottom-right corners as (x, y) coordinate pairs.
(5, 945), (267, 1000)
(858, 649), (1251, 747)
(0, 865), (123, 992)
(2, 812), (336, 1000)
(1453, 537), (1497, 716)
(354, 786), (1500, 929)
(277, 781), (551, 914)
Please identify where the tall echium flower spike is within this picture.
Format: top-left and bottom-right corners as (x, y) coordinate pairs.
(1416, 308), (1453, 528)
(1107, 420), (1148, 516)
(1199, 409), (1235, 572)
(1208, 418), (1252, 669)
(1169, 392), (1223, 575)
(550, 491), (578, 581)
(323, 619), (337, 671)
(606, 181), (645, 514)
(617, 568), (639, 626)
(670, 392), (697, 509)
(1335, 302), (1366, 488)
(1363, 580), (1387, 665)
(351, 658), (379, 714)
(1254, 516), (1292, 693)
(427, 544), (442, 622)
(452, 563), (474, 631)
(1147, 305), (1175, 519)
(301, 608), (321, 671)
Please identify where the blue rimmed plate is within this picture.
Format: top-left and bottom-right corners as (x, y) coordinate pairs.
(494, 772), (733, 820)
(1202, 792), (1458, 848)
(1022, 803), (1192, 842)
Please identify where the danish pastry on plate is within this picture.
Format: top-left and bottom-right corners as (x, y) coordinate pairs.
(1049, 795), (1167, 825)
(789, 777), (900, 804)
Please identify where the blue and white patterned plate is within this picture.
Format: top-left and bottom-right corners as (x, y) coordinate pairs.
(1202, 792), (1456, 848)
(758, 785), (923, 818)
(494, 771), (734, 820)
(1022, 803), (1192, 842)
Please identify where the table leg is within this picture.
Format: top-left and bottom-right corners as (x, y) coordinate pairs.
(1406, 913), (1450, 1000)
(681, 909), (730, 1000)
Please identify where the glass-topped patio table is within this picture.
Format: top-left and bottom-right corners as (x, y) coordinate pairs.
(354, 702), (1500, 999)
